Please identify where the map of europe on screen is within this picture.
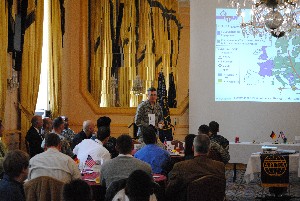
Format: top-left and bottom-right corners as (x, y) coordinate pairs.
(215, 8), (300, 102)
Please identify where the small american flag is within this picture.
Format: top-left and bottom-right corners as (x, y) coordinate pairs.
(85, 155), (96, 168)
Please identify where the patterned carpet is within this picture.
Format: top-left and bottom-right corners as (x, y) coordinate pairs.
(225, 169), (300, 201)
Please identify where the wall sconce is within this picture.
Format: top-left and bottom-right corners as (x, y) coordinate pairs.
(7, 71), (19, 90)
(131, 75), (144, 96)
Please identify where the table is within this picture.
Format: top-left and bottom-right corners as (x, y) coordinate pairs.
(229, 142), (300, 164)
(82, 172), (106, 201)
(244, 153), (300, 183)
(229, 142), (300, 181)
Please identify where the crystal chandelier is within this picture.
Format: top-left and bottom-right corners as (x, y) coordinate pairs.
(131, 75), (144, 95)
(227, 0), (300, 37)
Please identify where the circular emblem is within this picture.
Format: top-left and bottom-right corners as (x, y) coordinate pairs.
(262, 155), (287, 177)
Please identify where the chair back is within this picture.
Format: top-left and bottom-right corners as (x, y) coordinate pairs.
(24, 176), (64, 201)
(105, 178), (127, 201)
(187, 175), (226, 201)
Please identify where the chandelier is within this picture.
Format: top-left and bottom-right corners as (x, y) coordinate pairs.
(227, 0), (300, 37)
(131, 75), (144, 95)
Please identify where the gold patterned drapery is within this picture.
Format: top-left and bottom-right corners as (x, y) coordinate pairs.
(48, 0), (63, 118)
(0, 1), (8, 120)
(20, 0), (44, 145)
(88, 0), (181, 107)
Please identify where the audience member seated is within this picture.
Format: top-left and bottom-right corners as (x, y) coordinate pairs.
(134, 126), (172, 175)
(0, 150), (30, 201)
(165, 134), (225, 201)
(200, 124), (230, 164)
(63, 179), (92, 201)
(73, 126), (111, 168)
(41, 117), (74, 158)
(72, 120), (95, 149)
(101, 134), (152, 188)
(208, 121), (229, 150)
(184, 134), (196, 160)
(198, 124), (209, 136)
(28, 133), (81, 183)
(25, 115), (44, 158)
(41, 117), (52, 139)
(0, 120), (7, 174)
(61, 116), (76, 146)
(97, 116), (112, 128)
(97, 116), (118, 158)
(109, 170), (158, 201)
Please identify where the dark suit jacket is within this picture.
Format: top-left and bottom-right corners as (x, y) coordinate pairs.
(165, 155), (225, 201)
(71, 130), (88, 149)
(25, 126), (43, 158)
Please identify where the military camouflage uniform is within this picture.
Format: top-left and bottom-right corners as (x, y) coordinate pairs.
(210, 141), (230, 164)
(135, 100), (163, 137)
(61, 128), (76, 146)
(210, 134), (229, 150)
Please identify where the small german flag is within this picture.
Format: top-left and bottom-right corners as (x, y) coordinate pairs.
(270, 131), (277, 139)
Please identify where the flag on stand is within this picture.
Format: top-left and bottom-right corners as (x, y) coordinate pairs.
(157, 71), (173, 143)
(168, 72), (177, 108)
(270, 131), (277, 139)
(85, 155), (96, 168)
(278, 131), (286, 139)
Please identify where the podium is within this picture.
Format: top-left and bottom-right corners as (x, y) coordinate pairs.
(260, 153), (290, 200)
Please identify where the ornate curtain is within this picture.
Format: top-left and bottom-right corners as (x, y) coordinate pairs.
(48, 0), (63, 118)
(0, 1), (8, 120)
(20, 0), (44, 144)
(88, 0), (180, 107)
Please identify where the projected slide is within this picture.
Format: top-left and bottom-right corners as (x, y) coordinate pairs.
(215, 9), (300, 102)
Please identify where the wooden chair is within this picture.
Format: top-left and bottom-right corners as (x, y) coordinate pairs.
(187, 175), (226, 201)
(24, 176), (64, 201)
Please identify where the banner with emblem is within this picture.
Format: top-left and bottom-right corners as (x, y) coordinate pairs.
(260, 153), (289, 187)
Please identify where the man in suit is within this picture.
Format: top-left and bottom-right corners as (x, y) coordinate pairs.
(25, 115), (44, 158)
(100, 134), (152, 188)
(166, 134), (225, 201)
(72, 120), (95, 149)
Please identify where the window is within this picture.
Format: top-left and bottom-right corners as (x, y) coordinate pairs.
(35, 0), (49, 115)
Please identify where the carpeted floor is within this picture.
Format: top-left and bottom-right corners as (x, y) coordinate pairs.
(225, 169), (300, 201)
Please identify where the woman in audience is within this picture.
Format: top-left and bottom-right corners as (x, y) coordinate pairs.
(0, 120), (7, 175)
(184, 134), (196, 160)
(63, 179), (92, 201)
(111, 170), (158, 201)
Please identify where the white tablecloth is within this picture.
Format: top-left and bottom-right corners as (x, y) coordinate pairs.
(229, 142), (300, 164)
(244, 153), (300, 183)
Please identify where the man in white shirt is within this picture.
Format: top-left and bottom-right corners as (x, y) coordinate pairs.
(28, 133), (81, 183)
(73, 126), (111, 168)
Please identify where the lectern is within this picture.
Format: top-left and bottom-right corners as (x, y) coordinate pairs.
(260, 153), (290, 200)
